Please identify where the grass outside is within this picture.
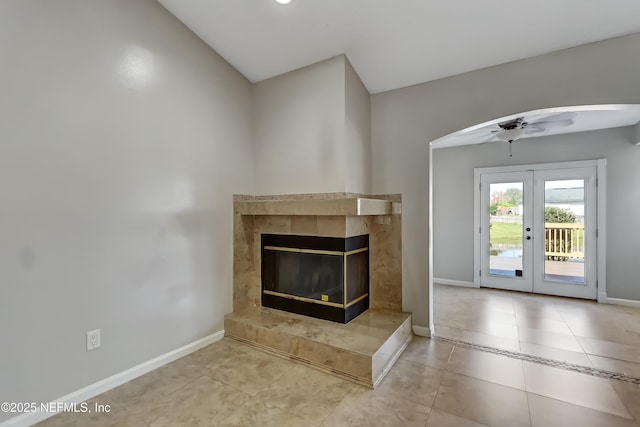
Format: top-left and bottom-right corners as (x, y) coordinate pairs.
(490, 221), (585, 246)
(490, 221), (522, 245)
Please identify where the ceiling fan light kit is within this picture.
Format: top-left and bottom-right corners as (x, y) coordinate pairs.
(496, 127), (525, 143)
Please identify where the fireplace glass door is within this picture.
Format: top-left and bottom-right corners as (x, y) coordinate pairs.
(261, 234), (370, 323)
(262, 249), (344, 304)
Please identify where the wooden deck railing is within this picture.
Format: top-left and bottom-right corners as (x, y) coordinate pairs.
(545, 223), (584, 260)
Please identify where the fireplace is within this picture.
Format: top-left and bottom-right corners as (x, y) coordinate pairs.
(261, 234), (369, 323)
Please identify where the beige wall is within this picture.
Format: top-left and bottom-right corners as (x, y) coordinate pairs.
(345, 59), (372, 194)
(371, 33), (640, 328)
(253, 56), (348, 194)
(0, 0), (254, 420)
(253, 55), (372, 195)
(433, 127), (640, 301)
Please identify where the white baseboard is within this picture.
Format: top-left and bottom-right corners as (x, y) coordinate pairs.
(606, 297), (640, 308)
(433, 278), (477, 288)
(412, 325), (432, 337)
(1, 330), (225, 427)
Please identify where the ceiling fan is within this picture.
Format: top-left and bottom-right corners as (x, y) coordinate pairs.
(466, 112), (576, 157)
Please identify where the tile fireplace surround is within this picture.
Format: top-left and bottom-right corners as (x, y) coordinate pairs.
(227, 193), (411, 387)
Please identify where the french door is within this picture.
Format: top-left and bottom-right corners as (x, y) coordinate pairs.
(477, 164), (598, 299)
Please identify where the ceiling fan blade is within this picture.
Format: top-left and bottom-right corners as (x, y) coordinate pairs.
(479, 134), (497, 143)
(461, 126), (499, 136)
(529, 111), (576, 124)
(524, 128), (546, 134)
(527, 119), (574, 129)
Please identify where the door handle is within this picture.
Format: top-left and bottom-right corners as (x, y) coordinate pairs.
(526, 227), (531, 232)
(526, 236), (531, 240)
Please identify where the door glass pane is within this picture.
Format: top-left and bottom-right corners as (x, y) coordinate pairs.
(489, 182), (523, 277)
(544, 179), (585, 283)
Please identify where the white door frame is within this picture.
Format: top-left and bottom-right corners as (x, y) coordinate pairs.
(473, 159), (607, 302)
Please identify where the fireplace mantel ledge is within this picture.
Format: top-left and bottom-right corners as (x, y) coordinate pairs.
(235, 198), (401, 216)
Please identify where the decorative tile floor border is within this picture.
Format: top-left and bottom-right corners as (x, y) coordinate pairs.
(433, 335), (640, 385)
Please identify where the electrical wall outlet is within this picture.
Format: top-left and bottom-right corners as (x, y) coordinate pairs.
(86, 329), (101, 351)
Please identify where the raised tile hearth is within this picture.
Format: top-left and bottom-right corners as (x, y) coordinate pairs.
(225, 306), (412, 388)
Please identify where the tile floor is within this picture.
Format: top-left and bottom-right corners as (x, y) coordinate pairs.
(434, 284), (640, 377)
(36, 285), (640, 426)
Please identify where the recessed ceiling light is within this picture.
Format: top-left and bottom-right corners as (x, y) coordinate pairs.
(275, 0), (292, 4)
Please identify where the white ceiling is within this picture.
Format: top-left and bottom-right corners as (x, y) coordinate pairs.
(157, 0), (640, 94)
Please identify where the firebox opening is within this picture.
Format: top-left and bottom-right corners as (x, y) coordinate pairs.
(261, 234), (370, 323)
